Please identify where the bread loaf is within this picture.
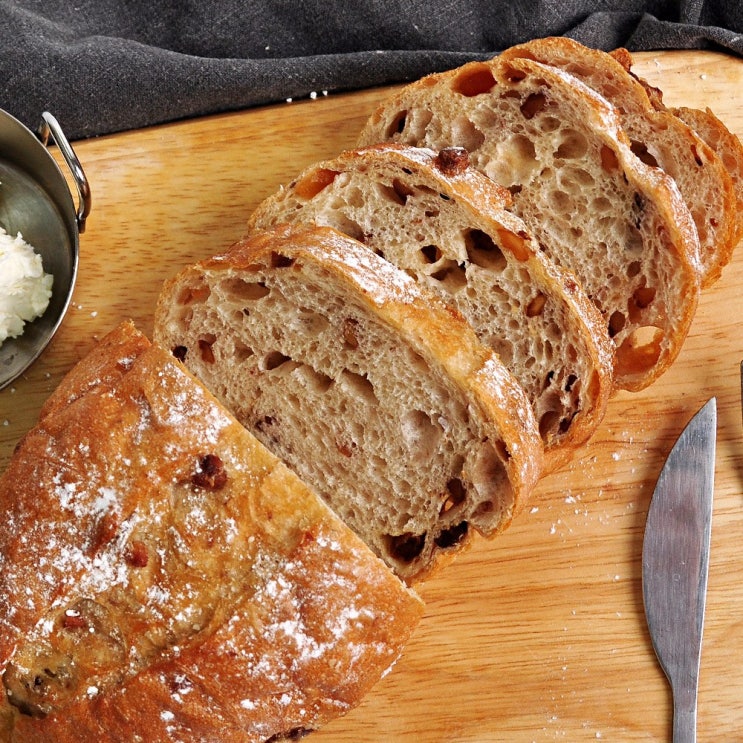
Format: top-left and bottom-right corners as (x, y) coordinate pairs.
(247, 143), (614, 469)
(358, 54), (701, 392)
(499, 37), (737, 288)
(154, 224), (544, 582)
(0, 321), (424, 742)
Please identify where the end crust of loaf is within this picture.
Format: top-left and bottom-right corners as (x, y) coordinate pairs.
(358, 53), (702, 392)
(0, 321), (423, 743)
(246, 143), (614, 470)
(154, 224), (544, 582)
(499, 36), (737, 288)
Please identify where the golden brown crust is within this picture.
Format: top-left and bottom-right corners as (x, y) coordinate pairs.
(0, 321), (423, 742)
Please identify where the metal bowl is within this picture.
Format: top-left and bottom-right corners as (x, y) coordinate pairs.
(0, 110), (91, 390)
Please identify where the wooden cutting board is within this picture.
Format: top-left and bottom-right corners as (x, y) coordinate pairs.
(2, 50), (743, 741)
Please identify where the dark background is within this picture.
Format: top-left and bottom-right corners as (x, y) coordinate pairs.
(2, 0), (742, 139)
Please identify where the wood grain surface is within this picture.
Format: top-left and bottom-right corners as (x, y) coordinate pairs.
(2, 50), (743, 741)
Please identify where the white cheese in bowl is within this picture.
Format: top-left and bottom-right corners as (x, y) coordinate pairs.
(0, 227), (53, 346)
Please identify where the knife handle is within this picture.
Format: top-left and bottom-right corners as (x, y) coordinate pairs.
(673, 688), (697, 743)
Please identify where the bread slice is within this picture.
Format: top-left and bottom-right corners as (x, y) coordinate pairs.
(607, 48), (743, 250)
(247, 143), (614, 470)
(154, 224), (544, 582)
(0, 321), (423, 742)
(672, 105), (743, 248)
(358, 54), (701, 392)
(499, 37), (737, 288)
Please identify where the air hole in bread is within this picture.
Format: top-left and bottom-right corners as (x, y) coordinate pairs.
(559, 410), (578, 434)
(429, 259), (467, 291)
(486, 134), (538, 187)
(452, 64), (497, 96)
(331, 214), (365, 242)
(420, 244), (443, 264)
(270, 251), (295, 268)
(263, 350), (292, 371)
(520, 92), (548, 120)
(341, 318), (360, 349)
(451, 116), (485, 152)
(293, 168), (339, 199)
(615, 325), (664, 377)
(385, 532), (426, 563)
(525, 292), (547, 317)
(630, 140), (660, 168)
(548, 188), (571, 212)
(233, 340), (254, 361)
(592, 195), (612, 213)
(465, 229), (506, 270)
(501, 63), (527, 83)
(220, 277), (271, 301)
(538, 115), (561, 133)
(608, 311), (626, 338)
(600, 145), (620, 173)
(630, 285), (657, 315)
(176, 282), (210, 306)
(440, 477), (466, 514)
(298, 366), (334, 394)
(472, 439), (509, 504)
(401, 409), (443, 460)
(434, 521), (469, 549)
(538, 410), (560, 439)
(339, 370), (377, 404)
(377, 179), (415, 206)
(556, 129), (589, 160)
(172, 345), (188, 362)
(386, 110), (408, 138)
(265, 727), (315, 742)
(689, 142), (704, 167)
(198, 336), (216, 364)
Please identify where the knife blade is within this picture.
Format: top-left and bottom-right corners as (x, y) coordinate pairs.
(642, 397), (716, 743)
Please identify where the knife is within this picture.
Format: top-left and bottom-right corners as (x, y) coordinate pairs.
(642, 397), (716, 743)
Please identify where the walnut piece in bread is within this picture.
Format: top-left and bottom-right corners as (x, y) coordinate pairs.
(0, 321), (423, 742)
(247, 143), (615, 471)
(154, 224), (544, 582)
(358, 54), (702, 392)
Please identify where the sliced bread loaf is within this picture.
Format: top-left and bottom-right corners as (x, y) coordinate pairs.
(0, 321), (424, 742)
(154, 224), (544, 582)
(499, 37), (736, 288)
(358, 54), (701, 392)
(247, 143), (614, 469)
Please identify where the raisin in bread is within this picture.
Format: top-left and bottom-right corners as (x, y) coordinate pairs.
(154, 224), (544, 582)
(0, 321), (424, 743)
(499, 37), (736, 288)
(247, 143), (614, 470)
(358, 54), (701, 392)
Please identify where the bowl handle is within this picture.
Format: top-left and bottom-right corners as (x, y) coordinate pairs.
(37, 112), (92, 234)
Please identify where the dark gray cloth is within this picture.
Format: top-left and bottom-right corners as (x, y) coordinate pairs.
(2, 0), (742, 140)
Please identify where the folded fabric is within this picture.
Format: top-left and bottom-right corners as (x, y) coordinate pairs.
(1, 0), (742, 139)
